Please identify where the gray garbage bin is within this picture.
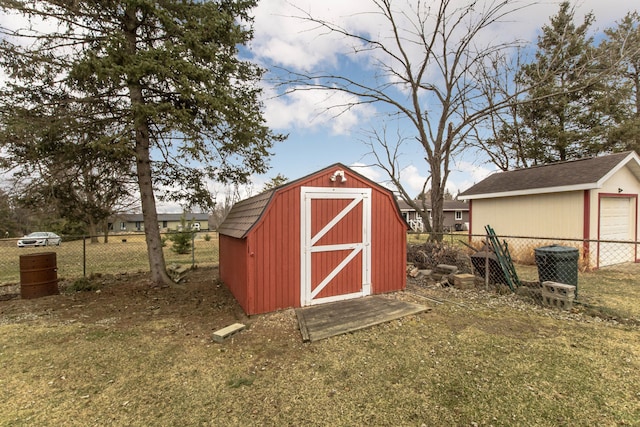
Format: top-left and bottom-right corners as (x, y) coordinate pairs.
(534, 245), (579, 296)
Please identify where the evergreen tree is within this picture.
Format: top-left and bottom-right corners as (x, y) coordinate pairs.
(0, 189), (20, 238)
(1, 100), (136, 241)
(262, 174), (288, 191)
(0, 1), (284, 286)
(517, 2), (604, 163)
(598, 12), (640, 152)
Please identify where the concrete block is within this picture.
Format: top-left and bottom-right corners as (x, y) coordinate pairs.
(542, 294), (573, 310)
(452, 273), (475, 289)
(542, 281), (576, 300)
(431, 264), (458, 281)
(435, 264), (458, 274)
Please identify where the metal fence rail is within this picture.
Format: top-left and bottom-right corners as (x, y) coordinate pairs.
(0, 232), (220, 284)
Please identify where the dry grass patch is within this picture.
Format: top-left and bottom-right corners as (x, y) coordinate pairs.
(1, 267), (640, 426)
(0, 233), (219, 283)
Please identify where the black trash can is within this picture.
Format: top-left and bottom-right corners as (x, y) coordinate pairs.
(534, 245), (579, 296)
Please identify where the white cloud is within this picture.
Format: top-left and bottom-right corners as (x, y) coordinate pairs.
(349, 162), (384, 182)
(263, 85), (377, 135)
(399, 165), (427, 196)
(449, 160), (497, 194)
(251, 0), (380, 72)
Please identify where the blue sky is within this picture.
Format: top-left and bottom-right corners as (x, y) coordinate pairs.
(0, 1), (636, 212)
(235, 0), (637, 202)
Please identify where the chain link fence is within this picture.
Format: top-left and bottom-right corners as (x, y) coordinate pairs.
(408, 232), (640, 320)
(0, 232), (220, 285)
(3, 230), (639, 322)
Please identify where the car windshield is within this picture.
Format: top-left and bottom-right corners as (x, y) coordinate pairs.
(27, 232), (49, 237)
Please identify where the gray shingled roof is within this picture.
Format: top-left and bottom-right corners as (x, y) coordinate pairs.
(116, 213), (209, 222)
(459, 151), (640, 199)
(217, 190), (275, 238)
(397, 199), (468, 211)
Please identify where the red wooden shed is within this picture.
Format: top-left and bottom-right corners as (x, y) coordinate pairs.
(217, 164), (408, 315)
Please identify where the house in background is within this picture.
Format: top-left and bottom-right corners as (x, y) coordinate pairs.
(109, 213), (210, 232)
(397, 199), (469, 232)
(459, 151), (640, 269)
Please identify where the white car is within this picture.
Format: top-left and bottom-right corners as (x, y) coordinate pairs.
(17, 232), (62, 247)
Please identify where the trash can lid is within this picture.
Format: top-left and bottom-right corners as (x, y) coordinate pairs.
(534, 244), (579, 257)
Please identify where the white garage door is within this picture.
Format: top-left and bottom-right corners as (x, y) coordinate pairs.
(599, 197), (635, 267)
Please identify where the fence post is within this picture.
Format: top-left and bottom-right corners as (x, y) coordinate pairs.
(191, 233), (195, 267)
(83, 235), (86, 278)
(484, 237), (489, 290)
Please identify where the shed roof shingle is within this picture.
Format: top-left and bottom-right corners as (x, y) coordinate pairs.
(216, 190), (275, 239)
(459, 151), (640, 199)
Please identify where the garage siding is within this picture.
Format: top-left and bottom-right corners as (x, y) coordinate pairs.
(470, 191), (584, 238)
(218, 234), (250, 311)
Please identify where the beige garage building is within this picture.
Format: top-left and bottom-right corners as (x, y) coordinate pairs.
(459, 151), (640, 269)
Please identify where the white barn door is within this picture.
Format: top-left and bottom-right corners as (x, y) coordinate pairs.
(300, 187), (371, 306)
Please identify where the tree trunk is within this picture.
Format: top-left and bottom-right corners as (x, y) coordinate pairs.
(88, 219), (99, 243)
(102, 219), (110, 244)
(430, 184), (445, 242)
(130, 85), (172, 286)
(428, 154), (445, 242)
(125, 6), (172, 287)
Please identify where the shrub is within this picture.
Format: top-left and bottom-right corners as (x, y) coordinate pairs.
(407, 241), (461, 269)
(167, 216), (196, 254)
(67, 277), (101, 292)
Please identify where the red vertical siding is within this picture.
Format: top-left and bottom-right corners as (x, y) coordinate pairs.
(218, 234), (250, 312)
(370, 190), (407, 293)
(220, 165), (407, 315)
(249, 185), (302, 314)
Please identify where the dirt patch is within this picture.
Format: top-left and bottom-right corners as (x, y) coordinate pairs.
(0, 267), (300, 343)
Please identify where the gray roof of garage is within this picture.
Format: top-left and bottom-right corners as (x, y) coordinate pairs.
(459, 151), (640, 200)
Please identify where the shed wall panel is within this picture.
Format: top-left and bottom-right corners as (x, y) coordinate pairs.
(218, 234), (250, 312)
(370, 190), (407, 293)
(250, 186), (302, 314)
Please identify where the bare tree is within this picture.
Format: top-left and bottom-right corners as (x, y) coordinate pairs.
(470, 49), (534, 171)
(280, 0), (533, 239)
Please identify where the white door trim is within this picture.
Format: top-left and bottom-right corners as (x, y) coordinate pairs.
(300, 187), (371, 306)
